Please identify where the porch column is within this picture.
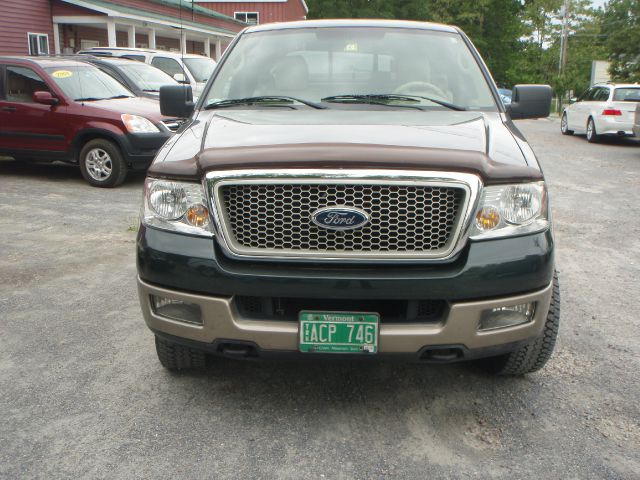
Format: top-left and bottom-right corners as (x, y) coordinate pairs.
(204, 37), (210, 57)
(53, 22), (61, 54)
(148, 28), (156, 49)
(127, 25), (136, 48)
(215, 39), (222, 60)
(180, 31), (187, 55)
(107, 19), (116, 47)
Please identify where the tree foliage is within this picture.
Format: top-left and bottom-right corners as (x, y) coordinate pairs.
(602, 0), (640, 82)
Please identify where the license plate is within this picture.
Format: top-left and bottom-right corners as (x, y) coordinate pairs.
(299, 311), (379, 354)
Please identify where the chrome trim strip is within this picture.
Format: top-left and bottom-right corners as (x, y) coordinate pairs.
(205, 169), (483, 263)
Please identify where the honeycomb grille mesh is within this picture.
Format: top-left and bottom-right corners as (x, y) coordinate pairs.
(219, 184), (465, 254)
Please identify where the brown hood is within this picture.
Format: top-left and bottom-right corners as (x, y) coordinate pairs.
(149, 109), (542, 183)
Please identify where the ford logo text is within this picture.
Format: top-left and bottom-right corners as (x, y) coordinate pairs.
(311, 206), (370, 231)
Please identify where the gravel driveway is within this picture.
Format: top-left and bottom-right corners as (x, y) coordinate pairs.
(0, 119), (638, 479)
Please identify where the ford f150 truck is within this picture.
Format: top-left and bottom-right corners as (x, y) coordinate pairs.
(137, 20), (559, 375)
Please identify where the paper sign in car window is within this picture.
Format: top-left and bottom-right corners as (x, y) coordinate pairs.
(52, 70), (73, 79)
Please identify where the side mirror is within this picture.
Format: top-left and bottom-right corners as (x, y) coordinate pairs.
(173, 73), (188, 84)
(506, 84), (552, 120)
(160, 84), (194, 118)
(569, 97), (577, 104)
(33, 91), (58, 106)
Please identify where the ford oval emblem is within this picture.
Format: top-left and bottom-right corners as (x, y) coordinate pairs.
(311, 206), (370, 231)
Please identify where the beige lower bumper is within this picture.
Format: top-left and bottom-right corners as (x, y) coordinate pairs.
(137, 277), (553, 353)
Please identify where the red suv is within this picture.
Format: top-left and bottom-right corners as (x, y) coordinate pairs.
(0, 57), (180, 187)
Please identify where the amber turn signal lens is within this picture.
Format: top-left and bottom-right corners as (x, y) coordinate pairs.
(476, 206), (500, 230)
(185, 204), (209, 227)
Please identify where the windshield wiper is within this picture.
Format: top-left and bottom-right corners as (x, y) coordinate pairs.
(142, 89), (159, 92)
(321, 94), (466, 111)
(75, 97), (102, 102)
(205, 96), (326, 110)
(106, 95), (133, 100)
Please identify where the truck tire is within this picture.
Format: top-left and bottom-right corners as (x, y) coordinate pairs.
(79, 138), (127, 187)
(155, 335), (206, 371)
(484, 272), (560, 375)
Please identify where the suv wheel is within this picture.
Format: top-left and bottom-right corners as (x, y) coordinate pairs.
(155, 336), (206, 371)
(79, 139), (127, 187)
(586, 117), (599, 143)
(560, 112), (573, 135)
(482, 272), (560, 375)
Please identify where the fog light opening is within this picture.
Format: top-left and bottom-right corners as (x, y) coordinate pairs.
(479, 302), (536, 331)
(151, 295), (203, 325)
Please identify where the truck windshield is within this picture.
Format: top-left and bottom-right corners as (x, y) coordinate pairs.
(205, 27), (497, 110)
(45, 65), (133, 101)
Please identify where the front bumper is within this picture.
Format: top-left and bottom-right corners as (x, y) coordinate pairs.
(120, 132), (171, 170)
(137, 226), (555, 358)
(138, 276), (553, 355)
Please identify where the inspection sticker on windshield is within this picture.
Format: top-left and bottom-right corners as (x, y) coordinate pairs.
(51, 70), (73, 79)
(299, 311), (378, 354)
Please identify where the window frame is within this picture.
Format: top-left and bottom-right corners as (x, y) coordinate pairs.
(234, 11), (259, 25)
(27, 33), (50, 56)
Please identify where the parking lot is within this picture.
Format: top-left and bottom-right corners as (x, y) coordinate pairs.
(0, 118), (639, 479)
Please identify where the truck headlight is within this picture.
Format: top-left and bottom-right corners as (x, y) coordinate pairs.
(142, 178), (213, 237)
(121, 114), (160, 133)
(470, 182), (549, 240)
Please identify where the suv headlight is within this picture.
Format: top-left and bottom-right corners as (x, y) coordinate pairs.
(142, 178), (213, 237)
(121, 114), (160, 133)
(470, 182), (549, 240)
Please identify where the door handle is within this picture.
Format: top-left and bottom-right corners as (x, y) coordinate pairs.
(1, 107), (17, 112)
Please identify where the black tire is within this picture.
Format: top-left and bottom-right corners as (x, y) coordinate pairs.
(154, 335), (206, 371)
(586, 117), (599, 143)
(560, 112), (574, 135)
(483, 272), (560, 376)
(79, 138), (127, 187)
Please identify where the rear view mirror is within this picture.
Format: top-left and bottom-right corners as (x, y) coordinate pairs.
(507, 85), (553, 119)
(33, 91), (58, 106)
(160, 85), (194, 118)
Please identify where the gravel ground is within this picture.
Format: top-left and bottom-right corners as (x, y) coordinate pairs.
(0, 119), (639, 479)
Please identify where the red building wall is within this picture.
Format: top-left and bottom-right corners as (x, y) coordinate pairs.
(197, 1), (307, 24)
(0, 0), (54, 55)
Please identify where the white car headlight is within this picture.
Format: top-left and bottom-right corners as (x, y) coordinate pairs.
(470, 182), (549, 240)
(121, 114), (160, 133)
(142, 178), (212, 237)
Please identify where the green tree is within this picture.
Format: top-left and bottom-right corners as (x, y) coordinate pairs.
(602, 0), (640, 82)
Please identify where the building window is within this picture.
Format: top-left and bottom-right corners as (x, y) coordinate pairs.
(28, 33), (49, 56)
(234, 12), (259, 25)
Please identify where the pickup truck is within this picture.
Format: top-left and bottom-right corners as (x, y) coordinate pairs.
(137, 20), (559, 375)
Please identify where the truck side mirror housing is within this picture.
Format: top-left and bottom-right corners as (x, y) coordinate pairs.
(507, 85), (553, 119)
(160, 85), (194, 118)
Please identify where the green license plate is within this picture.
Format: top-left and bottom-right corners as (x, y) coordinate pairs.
(299, 311), (379, 354)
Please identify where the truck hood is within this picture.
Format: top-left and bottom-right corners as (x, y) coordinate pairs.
(149, 109), (542, 183)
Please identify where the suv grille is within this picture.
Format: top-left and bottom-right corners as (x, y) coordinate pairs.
(218, 183), (466, 256)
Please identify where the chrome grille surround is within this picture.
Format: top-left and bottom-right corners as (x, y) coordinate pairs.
(205, 169), (482, 262)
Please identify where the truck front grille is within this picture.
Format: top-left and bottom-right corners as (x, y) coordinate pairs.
(218, 183), (465, 256)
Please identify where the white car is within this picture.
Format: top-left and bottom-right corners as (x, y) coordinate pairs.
(561, 83), (640, 142)
(78, 47), (216, 98)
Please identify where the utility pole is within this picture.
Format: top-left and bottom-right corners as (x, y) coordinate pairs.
(558, 0), (570, 113)
(558, 0), (570, 74)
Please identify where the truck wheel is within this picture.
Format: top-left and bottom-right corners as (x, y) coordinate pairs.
(560, 112), (573, 135)
(586, 118), (599, 143)
(79, 139), (127, 187)
(483, 272), (560, 375)
(154, 335), (206, 371)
